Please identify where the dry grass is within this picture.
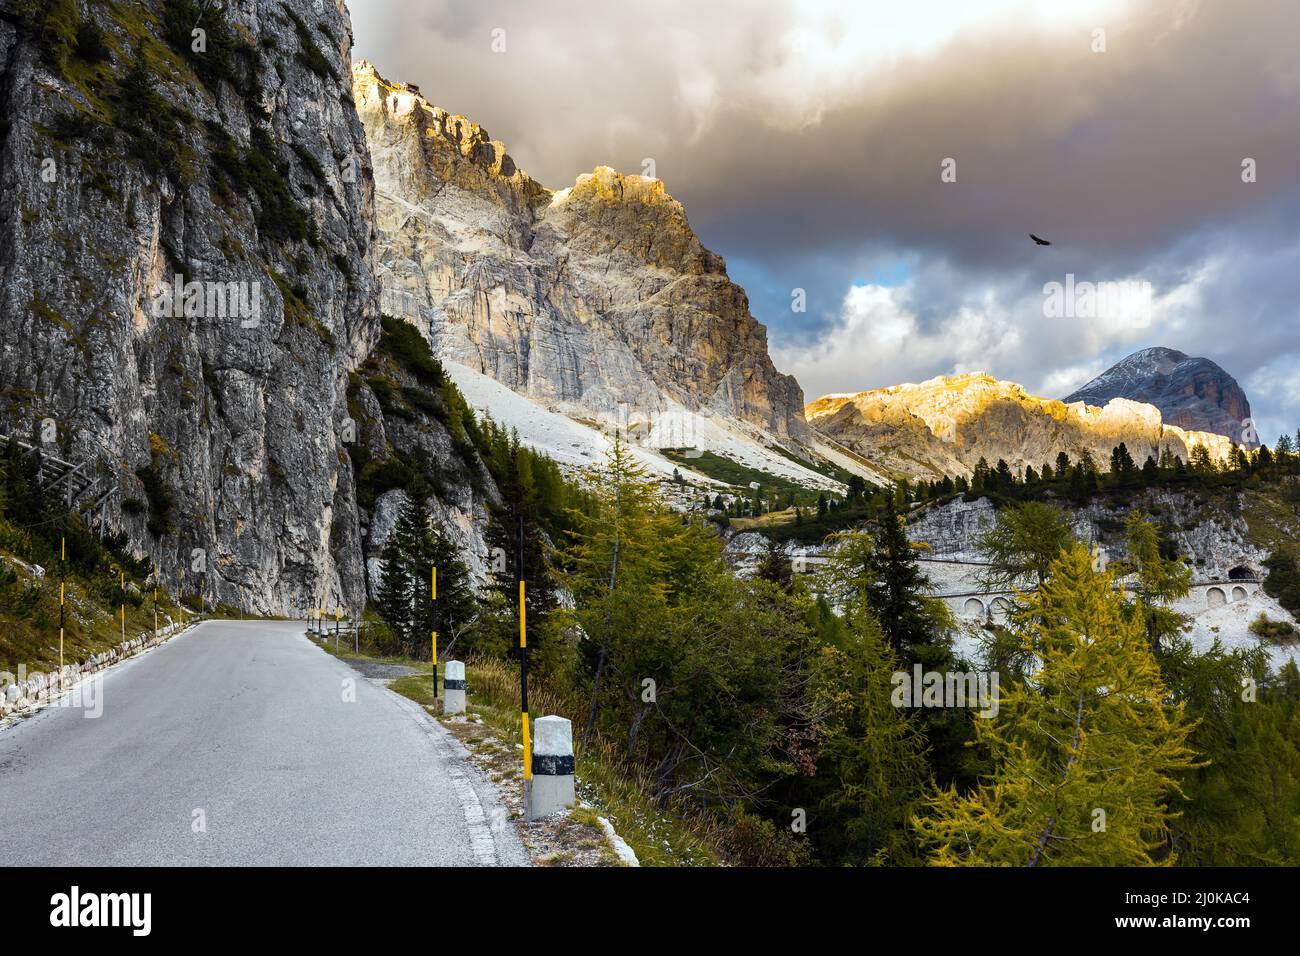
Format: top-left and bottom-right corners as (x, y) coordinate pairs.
(453, 655), (726, 866)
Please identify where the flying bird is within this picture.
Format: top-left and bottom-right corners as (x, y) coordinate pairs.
(1030, 233), (1052, 246)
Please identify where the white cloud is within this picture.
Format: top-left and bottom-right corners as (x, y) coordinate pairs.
(774, 280), (1024, 399)
(776, 262), (1218, 410)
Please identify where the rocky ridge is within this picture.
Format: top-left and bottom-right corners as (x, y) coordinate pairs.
(807, 372), (1236, 481)
(351, 61), (810, 453)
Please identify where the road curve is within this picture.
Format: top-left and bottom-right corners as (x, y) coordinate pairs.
(0, 620), (529, 866)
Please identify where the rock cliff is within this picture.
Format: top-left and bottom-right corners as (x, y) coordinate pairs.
(351, 61), (810, 450)
(0, 1), (495, 614)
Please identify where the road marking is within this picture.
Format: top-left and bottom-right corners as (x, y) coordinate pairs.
(386, 690), (504, 866)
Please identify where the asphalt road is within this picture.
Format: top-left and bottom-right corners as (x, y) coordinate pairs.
(0, 620), (529, 866)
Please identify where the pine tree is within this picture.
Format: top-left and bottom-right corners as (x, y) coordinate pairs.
(916, 545), (1200, 865)
(1190, 444), (1214, 474)
(994, 458), (1013, 490)
(1142, 455), (1159, 484)
(411, 521), (477, 661)
(861, 496), (941, 661)
(484, 433), (557, 633)
(812, 604), (933, 865)
(374, 491), (436, 655)
(1256, 444), (1274, 472)
(755, 535), (794, 590)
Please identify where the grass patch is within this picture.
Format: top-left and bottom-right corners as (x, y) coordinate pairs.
(0, 550), (188, 675)
(381, 652), (724, 866)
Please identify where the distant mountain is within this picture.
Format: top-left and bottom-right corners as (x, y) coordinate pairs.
(806, 373), (1234, 480)
(1064, 348), (1256, 446)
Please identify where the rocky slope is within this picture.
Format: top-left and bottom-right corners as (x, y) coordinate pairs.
(1065, 347), (1256, 446)
(903, 491), (1266, 579)
(0, 1), (496, 614)
(807, 373), (1235, 480)
(351, 61), (810, 454)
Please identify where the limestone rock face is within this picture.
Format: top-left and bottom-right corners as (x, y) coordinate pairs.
(905, 489), (1267, 580)
(352, 62), (809, 448)
(0, 2), (405, 614)
(1065, 347), (1256, 447)
(807, 373), (1235, 480)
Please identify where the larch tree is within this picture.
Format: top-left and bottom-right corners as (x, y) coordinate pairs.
(1114, 511), (1191, 652)
(976, 501), (1077, 592)
(915, 545), (1200, 866)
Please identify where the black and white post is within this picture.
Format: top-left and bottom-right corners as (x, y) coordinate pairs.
(526, 715), (575, 821)
(443, 660), (465, 715)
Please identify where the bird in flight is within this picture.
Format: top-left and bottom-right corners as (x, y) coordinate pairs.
(1030, 233), (1052, 246)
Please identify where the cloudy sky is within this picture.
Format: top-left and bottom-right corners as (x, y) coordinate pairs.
(350, 0), (1300, 441)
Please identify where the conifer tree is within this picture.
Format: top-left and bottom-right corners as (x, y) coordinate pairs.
(976, 501), (1076, 591)
(755, 535), (794, 590)
(374, 494), (428, 650)
(916, 545), (1200, 866)
(411, 520), (476, 660)
(812, 604), (932, 865)
(1114, 511), (1191, 651)
(484, 430), (557, 631)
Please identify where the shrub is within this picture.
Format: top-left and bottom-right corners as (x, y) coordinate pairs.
(710, 806), (815, 867)
(161, 0), (259, 99)
(377, 314), (444, 386)
(114, 62), (197, 185)
(1249, 614), (1297, 643)
(136, 461), (176, 538)
(284, 7), (337, 80)
(74, 21), (110, 63)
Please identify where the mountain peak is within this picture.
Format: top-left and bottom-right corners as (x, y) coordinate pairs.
(806, 371), (1233, 481)
(1064, 347), (1255, 446)
(353, 64), (809, 448)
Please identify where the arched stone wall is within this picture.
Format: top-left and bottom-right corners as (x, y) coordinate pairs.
(1207, 587), (1226, 608)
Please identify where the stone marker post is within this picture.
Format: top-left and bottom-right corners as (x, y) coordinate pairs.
(526, 715), (575, 821)
(443, 660), (466, 715)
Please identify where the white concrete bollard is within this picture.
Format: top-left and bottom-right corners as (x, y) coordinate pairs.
(526, 715), (576, 821)
(442, 660), (466, 715)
